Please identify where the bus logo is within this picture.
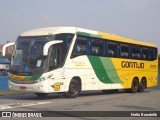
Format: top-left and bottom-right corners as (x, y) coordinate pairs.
(53, 82), (63, 91)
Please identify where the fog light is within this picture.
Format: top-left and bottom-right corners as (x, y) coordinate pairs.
(38, 86), (43, 89)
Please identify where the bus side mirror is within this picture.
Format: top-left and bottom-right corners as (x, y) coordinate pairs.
(2, 42), (15, 56)
(43, 40), (63, 56)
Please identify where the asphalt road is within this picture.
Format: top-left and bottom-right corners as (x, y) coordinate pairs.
(0, 84), (160, 120)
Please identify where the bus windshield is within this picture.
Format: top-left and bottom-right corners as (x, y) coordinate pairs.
(10, 34), (73, 75)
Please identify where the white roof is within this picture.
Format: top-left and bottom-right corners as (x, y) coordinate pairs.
(20, 27), (76, 36)
(18, 26), (156, 47)
(20, 27), (98, 36)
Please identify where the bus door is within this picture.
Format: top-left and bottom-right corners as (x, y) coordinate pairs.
(49, 45), (62, 69)
(48, 45), (65, 92)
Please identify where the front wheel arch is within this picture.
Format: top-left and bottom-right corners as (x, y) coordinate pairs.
(64, 77), (81, 98)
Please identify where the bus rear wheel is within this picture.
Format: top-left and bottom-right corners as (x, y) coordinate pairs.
(64, 80), (81, 98)
(138, 79), (147, 92)
(126, 78), (139, 93)
(35, 93), (48, 97)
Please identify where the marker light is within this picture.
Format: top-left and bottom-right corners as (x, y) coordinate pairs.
(36, 74), (53, 83)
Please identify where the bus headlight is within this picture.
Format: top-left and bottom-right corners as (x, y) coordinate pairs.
(37, 77), (47, 82)
(36, 74), (53, 83)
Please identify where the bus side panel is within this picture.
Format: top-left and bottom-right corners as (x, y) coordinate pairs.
(146, 59), (158, 87)
(66, 56), (124, 91)
(65, 55), (158, 92)
(47, 68), (67, 93)
(111, 58), (158, 89)
(87, 56), (123, 90)
(65, 56), (101, 91)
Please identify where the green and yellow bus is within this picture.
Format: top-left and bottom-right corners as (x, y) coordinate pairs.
(3, 27), (158, 98)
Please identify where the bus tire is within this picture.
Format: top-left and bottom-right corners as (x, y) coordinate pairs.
(138, 79), (147, 92)
(64, 79), (81, 98)
(129, 78), (139, 93)
(35, 93), (48, 97)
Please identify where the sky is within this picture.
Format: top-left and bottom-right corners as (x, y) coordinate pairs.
(0, 0), (160, 52)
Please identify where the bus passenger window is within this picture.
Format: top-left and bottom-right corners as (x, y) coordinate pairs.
(120, 44), (129, 58)
(107, 42), (118, 57)
(132, 46), (141, 59)
(77, 44), (87, 54)
(72, 36), (89, 57)
(91, 39), (104, 56)
(142, 47), (149, 60)
(149, 48), (157, 61)
(153, 48), (157, 60)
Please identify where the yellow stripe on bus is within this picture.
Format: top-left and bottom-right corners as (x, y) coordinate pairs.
(9, 73), (25, 80)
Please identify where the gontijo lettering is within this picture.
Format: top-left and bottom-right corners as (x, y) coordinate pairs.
(121, 61), (144, 68)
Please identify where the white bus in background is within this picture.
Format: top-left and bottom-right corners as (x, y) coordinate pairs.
(3, 27), (158, 98)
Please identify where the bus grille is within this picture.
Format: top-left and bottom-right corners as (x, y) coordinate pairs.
(10, 79), (37, 84)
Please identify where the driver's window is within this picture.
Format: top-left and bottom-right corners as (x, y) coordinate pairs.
(49, 46), (62, 70)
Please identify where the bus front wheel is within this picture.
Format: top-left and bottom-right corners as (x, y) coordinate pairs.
(64, 80), (81, 98)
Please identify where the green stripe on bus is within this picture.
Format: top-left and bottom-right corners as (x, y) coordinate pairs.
(77, 32), (102, 38)
(88, 56), (113, 83)
(87, 56), (122, 84)
(100, 57), (122, 83)
(24, 74), (42, 80)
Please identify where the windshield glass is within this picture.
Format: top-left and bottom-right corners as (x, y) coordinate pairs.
(10, 34), (73, 75)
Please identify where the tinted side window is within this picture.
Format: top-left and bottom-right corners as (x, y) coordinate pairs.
(90, 39), (104, 56)
(120, 44), (130, 58)
(149, 48), (157, 60)
(49, 44), (62, 70)
(72, 36), (89, 57)
(107, 42), (119, 57)
(132, 45), (141, 59)
(55, 33), (74, 50)
(153, 48), (158, 60)
(55, 33), (74, 61)
(142, 47), (149, 60)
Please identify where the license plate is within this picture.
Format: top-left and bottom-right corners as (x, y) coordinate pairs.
(20, 86), (26, 90)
